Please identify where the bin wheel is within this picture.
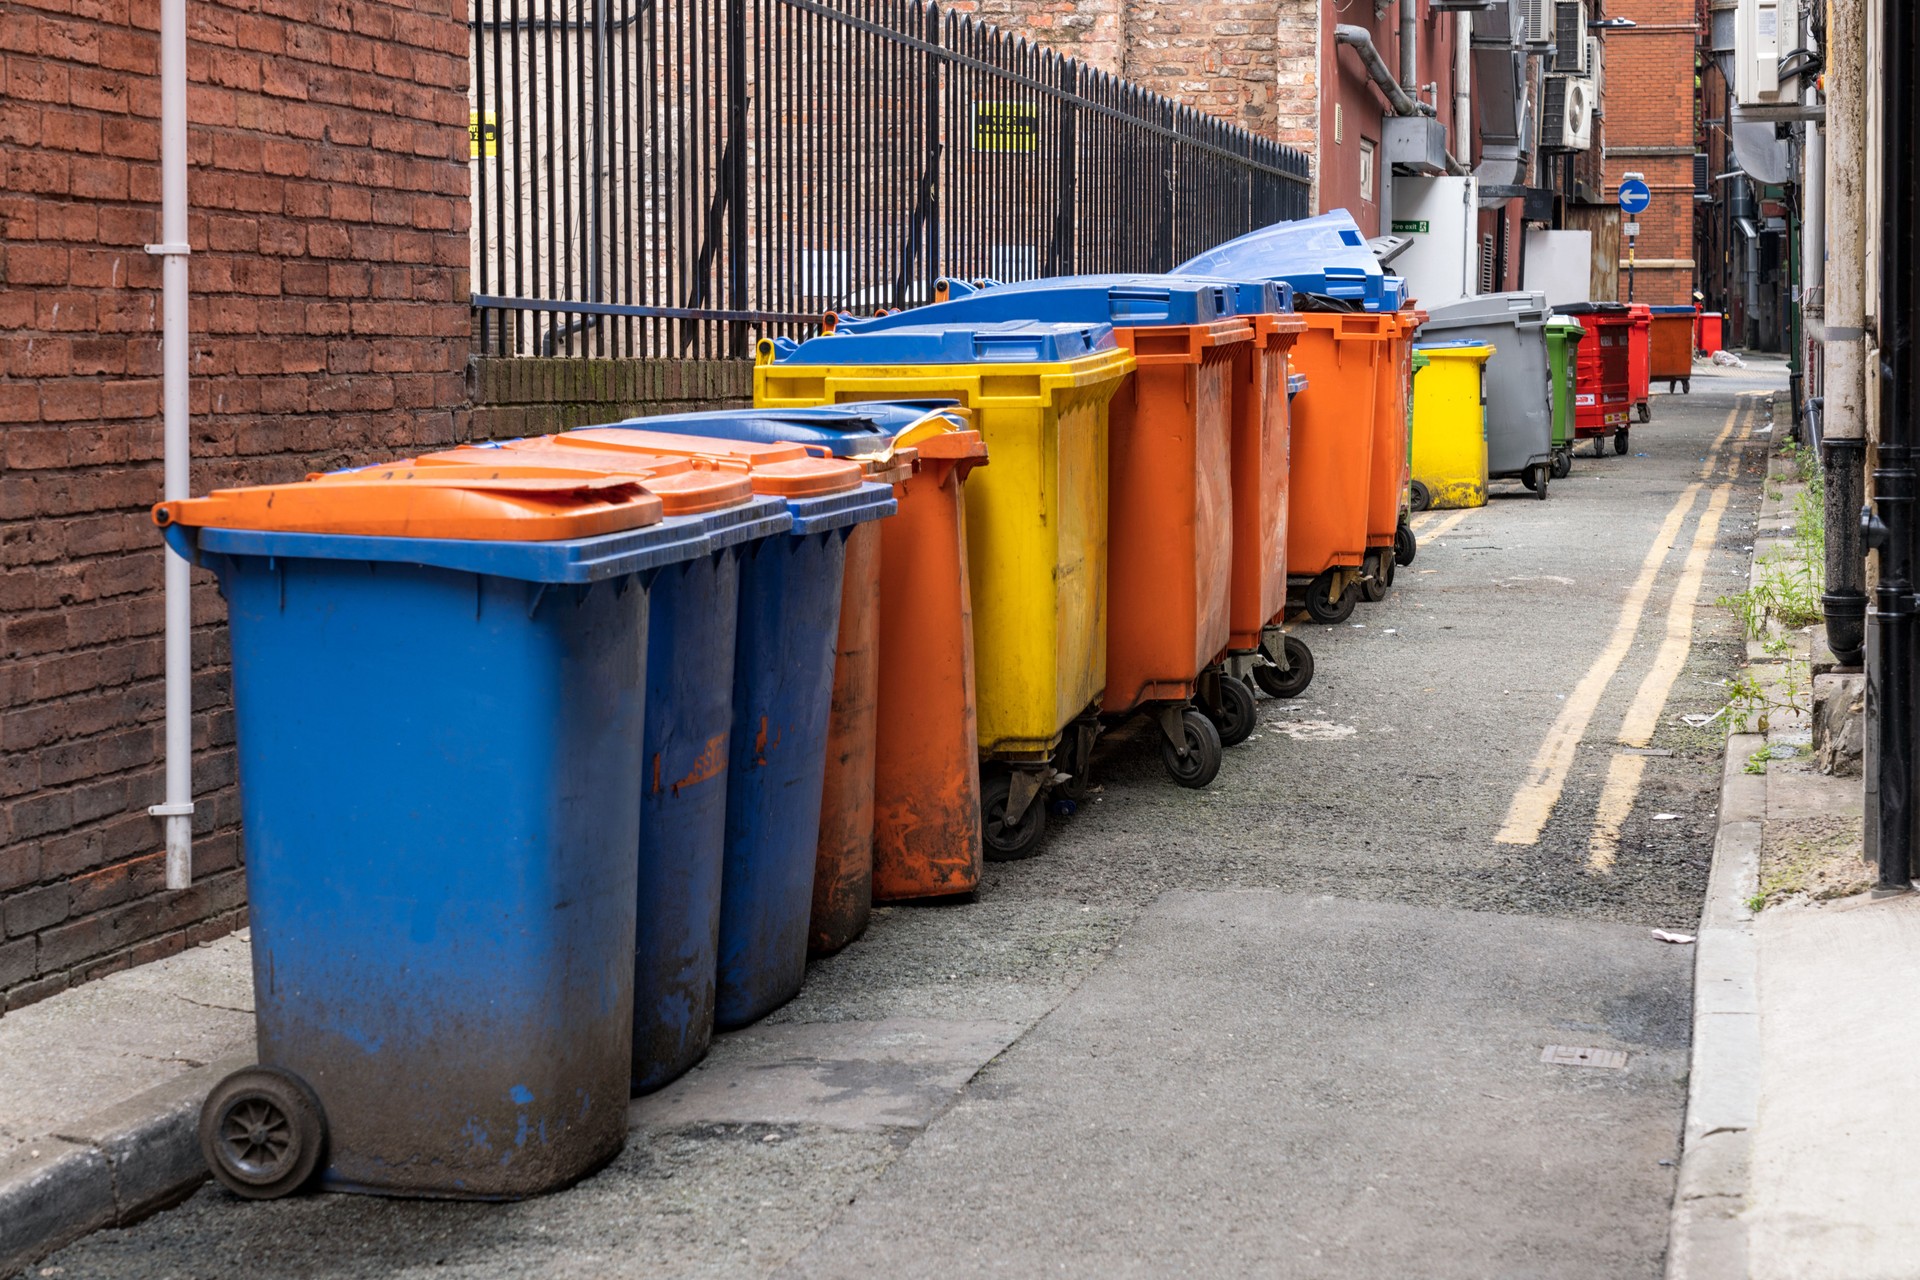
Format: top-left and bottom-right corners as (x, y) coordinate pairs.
(1205, 673), (1257, 748)
(1052, 721), (1097, 803)
(1521, 468), (1538, 492)
(200, 1066), (327, 1201)
(1614, 428), (1630, 456)
(1552, 449), (1572, 480)
(1160, 708), (1222, 789)
(1683, 379), (1691, 394)
(1409, 480), (1432, 513)
(1532, 464), (1550, 500)
(1394, 521), (1417, 567)
(1359, 561), (1388, 604)
(1303, 572), (1356, 625)
(980, 770), (1047, 862)
(1253, 634), (1314, 699)
(1637, 401), (1652, 424)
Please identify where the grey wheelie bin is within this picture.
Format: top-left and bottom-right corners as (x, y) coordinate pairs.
(1417, 291), (1556, 500)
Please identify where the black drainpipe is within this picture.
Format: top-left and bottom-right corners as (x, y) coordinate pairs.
(1864, 0), (1917, 893)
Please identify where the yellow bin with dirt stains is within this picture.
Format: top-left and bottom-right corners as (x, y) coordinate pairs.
(1409, 341), (1494, 512)
(754, 321), (1134, 765)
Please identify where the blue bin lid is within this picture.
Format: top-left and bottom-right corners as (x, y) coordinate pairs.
(827, 274), (1295, 335)
(1650, 304), (1698, 315)
(1175, 211), (1396, 311)
(165, 515), (722, 586)
(782, 481), (897, 536)
(767, 319), (1118, 366)
(603, 401), (962, 457)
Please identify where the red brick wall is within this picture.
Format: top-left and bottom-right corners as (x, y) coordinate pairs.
(0, 0), (472, 1010)
(1597, 0), (1698, 305)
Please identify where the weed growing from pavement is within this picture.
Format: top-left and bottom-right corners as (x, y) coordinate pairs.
(1715, 440), (1826, 733)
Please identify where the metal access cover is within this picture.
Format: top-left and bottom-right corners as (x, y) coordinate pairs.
(1540, 1045), (1629, 1070)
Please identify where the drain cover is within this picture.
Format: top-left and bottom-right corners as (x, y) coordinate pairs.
(1540, 1045), (1629, 1070)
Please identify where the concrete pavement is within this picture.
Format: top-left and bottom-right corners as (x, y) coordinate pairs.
(18, 364), (1780, 1277)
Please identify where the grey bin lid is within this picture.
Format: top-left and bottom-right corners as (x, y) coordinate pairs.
(1420, 290), (1550, 331)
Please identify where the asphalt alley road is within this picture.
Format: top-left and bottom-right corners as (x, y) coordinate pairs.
(39, 360), (1783, 1279)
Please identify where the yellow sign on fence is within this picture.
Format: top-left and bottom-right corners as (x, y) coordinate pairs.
(470, 111), (498, 159)
(972, 102), (1038, 153)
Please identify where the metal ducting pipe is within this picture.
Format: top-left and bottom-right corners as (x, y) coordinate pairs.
(1865, 0), (1917, 893)
(1336, 24), (1424, 118)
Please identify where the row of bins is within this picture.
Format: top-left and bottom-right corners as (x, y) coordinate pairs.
(158, 206), (1692, 1206)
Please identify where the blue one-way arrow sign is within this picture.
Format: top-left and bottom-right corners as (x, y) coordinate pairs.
(1617, 177), (1653, 215)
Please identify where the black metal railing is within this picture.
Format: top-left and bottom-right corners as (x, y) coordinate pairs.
(468, 0), (1312, 358)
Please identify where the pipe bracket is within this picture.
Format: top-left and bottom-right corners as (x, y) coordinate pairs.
(144, 243), (192, 256)
(148, 802), (196, 817)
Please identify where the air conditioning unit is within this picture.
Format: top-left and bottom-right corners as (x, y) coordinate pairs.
(1541, 74), (1595, 151)
(1521, 0), (1554, 45)
(1735, 0), (1804, 105)
(1555, 1), (1591, 74)
(1587, 36), (1604, 96)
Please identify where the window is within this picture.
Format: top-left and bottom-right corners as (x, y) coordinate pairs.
(1359, 139), (1375, 203)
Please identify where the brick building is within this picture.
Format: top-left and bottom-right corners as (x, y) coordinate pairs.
(1596, 0), (1701, 304)
(0, 0), (473, 1009)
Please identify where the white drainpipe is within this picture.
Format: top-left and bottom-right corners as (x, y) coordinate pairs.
(145, 0), (193, 888)
(1454, 12), (1472, 170)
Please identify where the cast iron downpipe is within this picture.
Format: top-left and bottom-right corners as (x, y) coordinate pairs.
(1823, 0), (1869, 666)
(1864, 0), (1917, 892)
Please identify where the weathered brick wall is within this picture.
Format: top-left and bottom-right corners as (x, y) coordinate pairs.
(1598, 0), (1699, 304)
(0, 0), (472, 1010)
(954, 0), (1122, 72)
(469, 358), (753, 439)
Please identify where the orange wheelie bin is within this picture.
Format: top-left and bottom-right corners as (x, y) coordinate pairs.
(1284, 307), (1395, 624)
(1362, 306), (1426, 605)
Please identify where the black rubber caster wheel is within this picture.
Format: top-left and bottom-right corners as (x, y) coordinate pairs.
(1360, 562), (1388, 604)
(1614, 428), (1630, 455)
(1160, 708), (1222, 789)
(1253, 634), (1314, 699)
(1205, 672), (1257, 748)
(1551, 449), (1572, 480)
(1303, 571), (1356, 624)
(1637, 401), (1652, 424)
(1394, 520), (1416, 567)
(981, 769), (1046, 862)
(1051, 724), (1096, 803)
(1409, 480), (1432, 513)
(200, 1067), (327, 1201)
(1532, 463), (1550, 500)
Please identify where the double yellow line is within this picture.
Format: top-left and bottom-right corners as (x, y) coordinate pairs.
(1494, 399), (1757, 854)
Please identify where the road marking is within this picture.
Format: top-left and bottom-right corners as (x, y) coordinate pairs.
(1422, 509), (1474, 542)
(1586, 482), (1734, 870)
(1494, 401), (1749, 846)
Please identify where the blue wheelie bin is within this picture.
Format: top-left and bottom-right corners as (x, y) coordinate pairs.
(400, 440), (798, 1092)
(556, 427), (897, 1029)
(154, 468), (712, 1200)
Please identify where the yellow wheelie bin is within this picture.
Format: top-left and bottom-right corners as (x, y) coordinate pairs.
(1408, 341), (1494, 511)
(756, 320), (1133, 861)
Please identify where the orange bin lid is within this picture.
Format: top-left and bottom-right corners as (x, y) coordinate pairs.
(153, 465), (665, 541)
(555, 428), (866, 499)
(404, 442), (758, 517)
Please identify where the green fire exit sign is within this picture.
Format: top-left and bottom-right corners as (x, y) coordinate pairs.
(1391, 220), (1428, 234)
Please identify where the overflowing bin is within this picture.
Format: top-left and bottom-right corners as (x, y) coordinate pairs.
(1544, 317), (1586, 478)
(1175, 210), (1405, 313)
(1418, 292), (1555, 500)
(156, 468), (715, 1199)
(1649, 305), (1696, 394)
(1408, 341), (1494, 511)
(595, 403), (991, 928)
(755, 319), (1133, 860)
(1559, 302), (1636, 455)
